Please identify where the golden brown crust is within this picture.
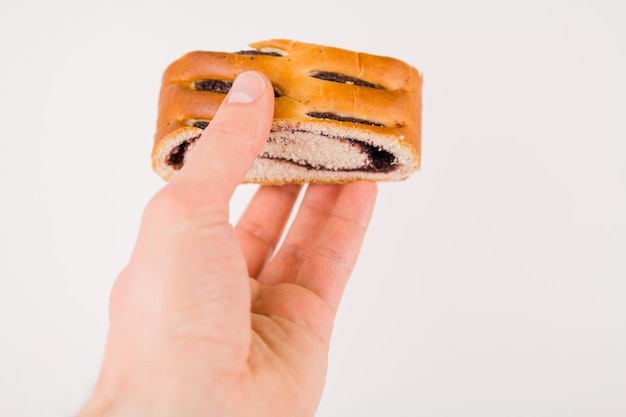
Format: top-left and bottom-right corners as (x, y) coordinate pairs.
(153, 39), (422, 184)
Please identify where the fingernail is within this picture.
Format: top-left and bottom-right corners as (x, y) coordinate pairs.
(227, 71), (266, 104)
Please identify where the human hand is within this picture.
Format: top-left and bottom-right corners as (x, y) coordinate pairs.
(76, 71), (378, 417)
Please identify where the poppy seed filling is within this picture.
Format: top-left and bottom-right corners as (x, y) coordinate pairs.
(166, 132), (397, 173)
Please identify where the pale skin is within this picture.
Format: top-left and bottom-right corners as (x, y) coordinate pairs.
(77, 71), (377, 417)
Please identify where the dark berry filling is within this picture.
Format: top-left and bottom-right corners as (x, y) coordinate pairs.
(309, 71), (385, 90)
(306, 112), (385, 127)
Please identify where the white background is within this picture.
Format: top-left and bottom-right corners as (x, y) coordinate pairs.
(1, 0), (625, 416)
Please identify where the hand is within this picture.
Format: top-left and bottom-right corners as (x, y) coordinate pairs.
(77, 71), (377, 417)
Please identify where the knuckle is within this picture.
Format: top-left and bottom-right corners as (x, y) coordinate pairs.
(314, 245), (352, 273)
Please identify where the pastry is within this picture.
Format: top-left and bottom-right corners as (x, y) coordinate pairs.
(152, 39), (422, 184)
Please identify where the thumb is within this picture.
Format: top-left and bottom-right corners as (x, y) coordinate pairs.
(118, 71), (274, 357)
(171, 70), (274, 204)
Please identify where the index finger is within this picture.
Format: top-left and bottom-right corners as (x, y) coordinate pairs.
(295, 181), (378, 315)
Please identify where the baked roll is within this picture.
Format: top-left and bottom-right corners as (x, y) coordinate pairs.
(152, 39), (422, 184)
